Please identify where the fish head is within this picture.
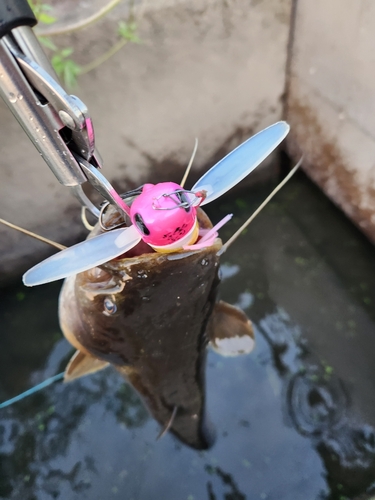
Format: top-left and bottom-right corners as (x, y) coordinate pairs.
(59, 207), (221, 364)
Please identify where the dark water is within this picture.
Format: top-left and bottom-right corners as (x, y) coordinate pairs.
(1, 171), (375, 500)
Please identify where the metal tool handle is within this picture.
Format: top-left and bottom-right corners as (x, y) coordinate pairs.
(0, 0), (37, 39)
(0, 38), (87, 186)
(0, 3), (126, 217)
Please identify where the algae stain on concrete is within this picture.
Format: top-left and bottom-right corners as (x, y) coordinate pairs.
(287, 95), (375, 244)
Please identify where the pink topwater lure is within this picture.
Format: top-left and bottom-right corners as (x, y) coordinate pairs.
(129, 181), (233, 252)
(23, 121), (290, 286)
(129, 182), (204, 252)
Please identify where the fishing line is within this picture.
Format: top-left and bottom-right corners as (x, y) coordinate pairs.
(0, 372), (65, 409)
(0, 218), (66, 250)
(218, 157), (303, 255)
(180, 138), (199, 188)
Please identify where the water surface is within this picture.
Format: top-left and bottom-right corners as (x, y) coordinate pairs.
(1, 171), (375, 500)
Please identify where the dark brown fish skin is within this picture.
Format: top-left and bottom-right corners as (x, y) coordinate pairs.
(59, 209), (221, 449)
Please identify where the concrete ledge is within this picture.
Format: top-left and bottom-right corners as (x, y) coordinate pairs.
(286, 0), (375, 244)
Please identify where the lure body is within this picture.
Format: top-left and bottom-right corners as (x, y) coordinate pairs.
(130, 182), (200, 251)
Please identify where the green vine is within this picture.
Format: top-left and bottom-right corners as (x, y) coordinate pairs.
(28, 1), (141, 88)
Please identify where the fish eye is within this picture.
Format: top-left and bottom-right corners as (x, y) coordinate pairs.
(103, 297), (117, 315)
(133, 213), (150, 235)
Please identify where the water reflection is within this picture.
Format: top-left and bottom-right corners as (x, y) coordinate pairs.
(214, 171), (375, 500)
(206, 465), (247, 500)
(0, 368), (149, 499)
(258, 309), (375, 499)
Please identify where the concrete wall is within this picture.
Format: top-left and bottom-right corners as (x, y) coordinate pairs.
(285, 0), (375, 244)
(0, 0), (292, 284)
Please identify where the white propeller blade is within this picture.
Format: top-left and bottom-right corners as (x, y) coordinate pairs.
(192, 121), (290, 205)
(23, 225), (141, 286)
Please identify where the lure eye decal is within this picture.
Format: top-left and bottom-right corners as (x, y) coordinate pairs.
(133, 213), (150, 235)
(23, 121), (290, 286)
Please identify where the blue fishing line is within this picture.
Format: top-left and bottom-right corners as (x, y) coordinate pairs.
(0, 372), (64, 409)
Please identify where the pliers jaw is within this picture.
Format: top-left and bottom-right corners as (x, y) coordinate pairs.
(0, 13), (129, 219)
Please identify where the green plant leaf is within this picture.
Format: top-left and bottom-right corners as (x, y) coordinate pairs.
(60, 47), (74, 58)
(63, 60), (81, 88)
(40, 4), (53, 11)
(28, 0), (56, 24)
(118, 21), (141, 43)
(38, 12), (56, 24)
(51, 48), (81, 88)
(38, 36), (57, 51)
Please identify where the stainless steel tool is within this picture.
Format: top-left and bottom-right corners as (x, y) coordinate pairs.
(0, 1), (129, 218)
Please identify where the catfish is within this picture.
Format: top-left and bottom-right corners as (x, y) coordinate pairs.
(59, 208), (254, 449)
